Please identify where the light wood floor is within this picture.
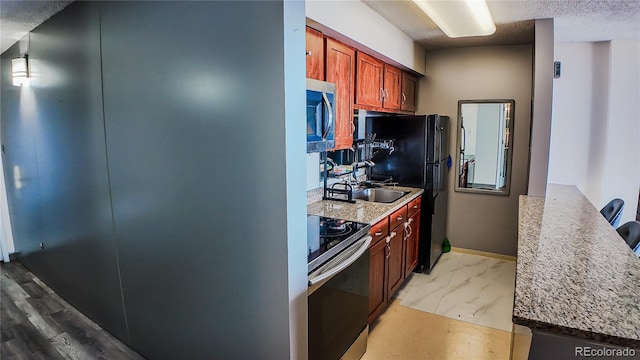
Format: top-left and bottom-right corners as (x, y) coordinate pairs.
(363, 298), (531, 360)
(0, 261), (144, 360)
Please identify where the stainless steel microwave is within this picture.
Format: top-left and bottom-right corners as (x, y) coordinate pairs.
(307, 78), (336, 153)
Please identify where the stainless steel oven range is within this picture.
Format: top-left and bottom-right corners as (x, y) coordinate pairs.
(307, 215), (371, 360)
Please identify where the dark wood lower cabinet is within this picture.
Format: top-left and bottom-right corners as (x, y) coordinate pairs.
(386, 226), (404, 298)
(367, 196), (422, 324)
(403, 210), (421, 276)
(368, 237), (388, 323)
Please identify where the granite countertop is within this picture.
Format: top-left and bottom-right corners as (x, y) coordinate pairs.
(514, 184), (640, 347)
(307, 186), (424, 225)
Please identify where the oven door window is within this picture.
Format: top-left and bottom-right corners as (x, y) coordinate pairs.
(308, 250), (369, 360)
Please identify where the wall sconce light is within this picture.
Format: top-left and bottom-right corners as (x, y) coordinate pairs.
(11, 55), (30, 86)
(414, 0), (496, 38)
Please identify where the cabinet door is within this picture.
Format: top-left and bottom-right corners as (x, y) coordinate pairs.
(383, 64), (402, 110)
(326, 38), (355, 151)
(355, 52), (384, 108)
(368, 236), (388, 323)
(404, 210), (421, 277)
(386, 226), (404, 299)
(401, 72), (418, 112)
(306, 27), (324, 80)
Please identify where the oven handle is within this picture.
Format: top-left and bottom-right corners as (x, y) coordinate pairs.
(308, 236), (372, 286)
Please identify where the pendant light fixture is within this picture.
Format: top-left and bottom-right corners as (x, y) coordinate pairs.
(414, 0), (496, 38)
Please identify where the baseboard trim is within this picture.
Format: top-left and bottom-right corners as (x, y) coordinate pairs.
(451, 247), (516, 262)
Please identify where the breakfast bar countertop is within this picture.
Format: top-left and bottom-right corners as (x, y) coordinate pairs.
(515, 184), (640, 347)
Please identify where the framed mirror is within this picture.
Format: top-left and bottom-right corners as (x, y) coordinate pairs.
(455, 99), (515, 195)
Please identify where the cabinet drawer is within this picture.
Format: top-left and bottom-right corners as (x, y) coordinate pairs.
(408, 196), (421, 216)
(369, 218), (389, 246)
(389, 205), (408, 231)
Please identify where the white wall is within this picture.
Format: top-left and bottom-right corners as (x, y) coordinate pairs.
(306, 0), (426, 74)
(528, 19), (555, 197)
(306, 153), (321, 190)
(548, 42), (609, 202)
(549, 40), (640, 224)
(283, 2), (309, 357)
(600, 41), (640, 223)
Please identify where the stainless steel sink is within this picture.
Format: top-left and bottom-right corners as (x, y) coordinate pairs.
(352, 188), (409, 203)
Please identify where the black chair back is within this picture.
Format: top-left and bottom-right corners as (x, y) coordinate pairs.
(600, 198), (624, 227)
(616, 221), (640, 254)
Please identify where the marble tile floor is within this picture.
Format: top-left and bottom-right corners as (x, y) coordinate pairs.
(397, 251), (517, 332)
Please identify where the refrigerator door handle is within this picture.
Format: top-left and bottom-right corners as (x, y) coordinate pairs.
(438, 121), (443, 162)
(433, 163), (440, 198)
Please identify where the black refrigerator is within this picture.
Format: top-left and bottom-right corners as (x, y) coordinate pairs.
(366, 114), (450, 272)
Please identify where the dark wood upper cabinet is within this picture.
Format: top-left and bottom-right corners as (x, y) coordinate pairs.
(401, 72), (418, 112)
(305, 27), (324, 80)
(326, 38), (355, 151)
(356, 51), (414, 113)
(355, 52), (384, 108)
(383, 64), (402, 110)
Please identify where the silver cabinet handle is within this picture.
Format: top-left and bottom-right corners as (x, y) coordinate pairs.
(375, 230), (383, 236)
(404, 218), (413, 239)
(386, 232), (395, 258)
(384, 89), (389, 101)
(402, 93), (406, 104)
(379, 88), (384, 102)
(385, 231), (397, 243)
(308, 236), (372, 285)
(306, 50), (312, 56)
(351, 119), (356, 134)
(397, 216), (403, 221)
(413, 204), (419, 209)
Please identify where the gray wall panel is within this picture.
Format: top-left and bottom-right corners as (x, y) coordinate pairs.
(1, 41), (46, 265)
(0, 2), (129, 342)
(418, 45), (533, 256)
(100, 1), (295, 358)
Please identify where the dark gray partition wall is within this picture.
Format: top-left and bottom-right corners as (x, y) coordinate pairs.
(0, 3), (129, 341)
(1, 46), (46, 273)
(1, 0), (304, 358)
(100, 2), (295, 359)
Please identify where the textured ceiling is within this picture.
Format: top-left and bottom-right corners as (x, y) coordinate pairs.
(1, 0), (639, 54)
(363, 0), (640, 49)
(0, 0), (73, 53)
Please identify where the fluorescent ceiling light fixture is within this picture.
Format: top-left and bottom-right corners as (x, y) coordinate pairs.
(414, 0), (496, 38)
(11, 55), (30, 86)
